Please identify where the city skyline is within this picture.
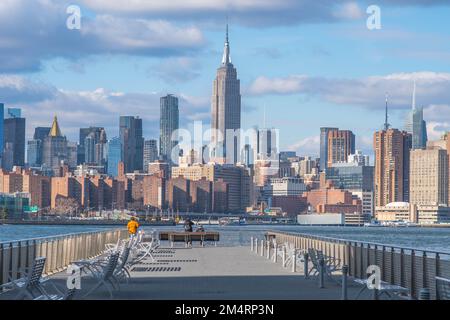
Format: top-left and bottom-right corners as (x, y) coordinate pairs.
(0, 1), (449, 159)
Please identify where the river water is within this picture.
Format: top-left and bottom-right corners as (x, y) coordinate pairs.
(1, 224), (450, 253)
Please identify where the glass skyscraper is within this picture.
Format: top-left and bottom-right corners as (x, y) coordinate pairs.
(159, 94), (179, 163)
(4, 115), (26, 168)
(107, 137), (122, 177)
(120, 116), (144, 173)
(404, 81), (427, 149)
(144, 139), (158, 167)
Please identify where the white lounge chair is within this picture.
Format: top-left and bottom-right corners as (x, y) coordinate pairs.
(0, 257), (51, 300)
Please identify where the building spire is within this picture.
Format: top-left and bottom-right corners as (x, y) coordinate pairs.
(384, 92), (390, 131)
(49, 115), (62, 137)
(221, 23), (231, 66)
(412, 79), (416, 110)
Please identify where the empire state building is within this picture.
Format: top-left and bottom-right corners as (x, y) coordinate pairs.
(211, 25), (241, 163)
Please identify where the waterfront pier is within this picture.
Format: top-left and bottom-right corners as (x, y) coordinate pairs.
(1, 229), (449, 300)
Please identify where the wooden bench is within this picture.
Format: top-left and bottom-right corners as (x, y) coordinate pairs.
(159, 232), (219, 247)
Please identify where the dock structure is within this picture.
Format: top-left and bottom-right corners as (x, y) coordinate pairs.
(2, 229), (449, 300)
(22, 246), (363, 300)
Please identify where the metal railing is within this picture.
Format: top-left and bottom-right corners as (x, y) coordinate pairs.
(0, 229), (128, 285)
(267, 230), (450, 299)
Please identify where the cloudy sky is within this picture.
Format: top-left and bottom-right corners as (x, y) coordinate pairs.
(1, 0), (450, 159)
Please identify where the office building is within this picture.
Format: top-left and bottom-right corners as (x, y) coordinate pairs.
(0, 192), (29, 220)
(327, 129), (355, 168)
(348, 150), (370, 166)
(172, 163), (251, 213)
(404, 81), (427, 149)
(159, 95), (179, 163)
(319, 127), (338, 171)
(41, 116), (69, 176)
(3, 115), (25, 169)
(120, 116), (144, 173)
(374, 128), (412, 208)
(144, 139), (158, 168)
(107, 137), (122, 177)
(326, 162), (374, 215)
(410, 148), (448, 206)
(211, 25), (241, 163)
(256, 127), (278, 160)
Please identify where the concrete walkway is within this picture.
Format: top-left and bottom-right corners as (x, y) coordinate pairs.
(0, 245), (377, 300)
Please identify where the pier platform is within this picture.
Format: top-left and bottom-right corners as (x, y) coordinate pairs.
(0, 245), (377, 300)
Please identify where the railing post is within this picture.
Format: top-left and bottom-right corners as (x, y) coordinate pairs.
(260, 239), (264, 257)
(250, 237), (254, 252)
(319, 257), (325, 288)
(266, 241), (270, 259)
(291, 249), (297, 273)
(304, 252), (309, 279)
(255, 238), (258, 255)
(282, 246), (286, 268)
(273, 242), (278, 263)
(341, 265), (348, 300)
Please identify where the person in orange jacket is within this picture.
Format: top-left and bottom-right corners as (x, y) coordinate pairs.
(127, 216), (140, 238)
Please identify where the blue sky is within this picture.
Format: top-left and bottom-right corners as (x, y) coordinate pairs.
(1, 0), (450, 159)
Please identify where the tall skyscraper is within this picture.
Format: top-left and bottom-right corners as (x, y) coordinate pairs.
(27, 140), (42, 167)
(3, 114), (26, 169)
(79, 127), (105, 164)
(211, 25), (241, 163)
(144, 139), (158, 167)
(84, 133), (96, 164)
(34, 127), (51, 141)
(120, 116), (143, 173)
(107, 137), (122, 177)
(95, 129), (107, 167)
(27, 127), (51, 167)
(319, 127), (338, 171)
(42, 116), (69, 176)
(404, 80), (428, 149)
(6, 108), (21, 118)
(256, 127), (278, 160)
(410, 148), (448, 206)
(374, 128), (412, 207)
(326, 129), (355, 168)
(159, 95), (179, 163)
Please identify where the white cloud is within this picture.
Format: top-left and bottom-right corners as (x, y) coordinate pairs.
(78, 0), (367, 27)
(333, 2), (363, 19)
(286, 135), (320, 157)
(0, 1), (205, 72)
(247, 72), (450, 110)
(152, 57), (201, 83)
(0, 75), (209, 141)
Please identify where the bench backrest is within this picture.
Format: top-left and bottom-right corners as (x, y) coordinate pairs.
(436, 276), (450, 300)
(308, 248), (319, 267)
(26, 257), (46, 287)
(103, 253), (120, 279)
(118, 246), (131, 269)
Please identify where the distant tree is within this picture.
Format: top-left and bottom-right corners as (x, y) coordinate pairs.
(52, 197), (81, 216)
(0, 207), (8, 220)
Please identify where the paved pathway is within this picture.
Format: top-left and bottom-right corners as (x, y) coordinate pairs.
(1, 245), (376, 300)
